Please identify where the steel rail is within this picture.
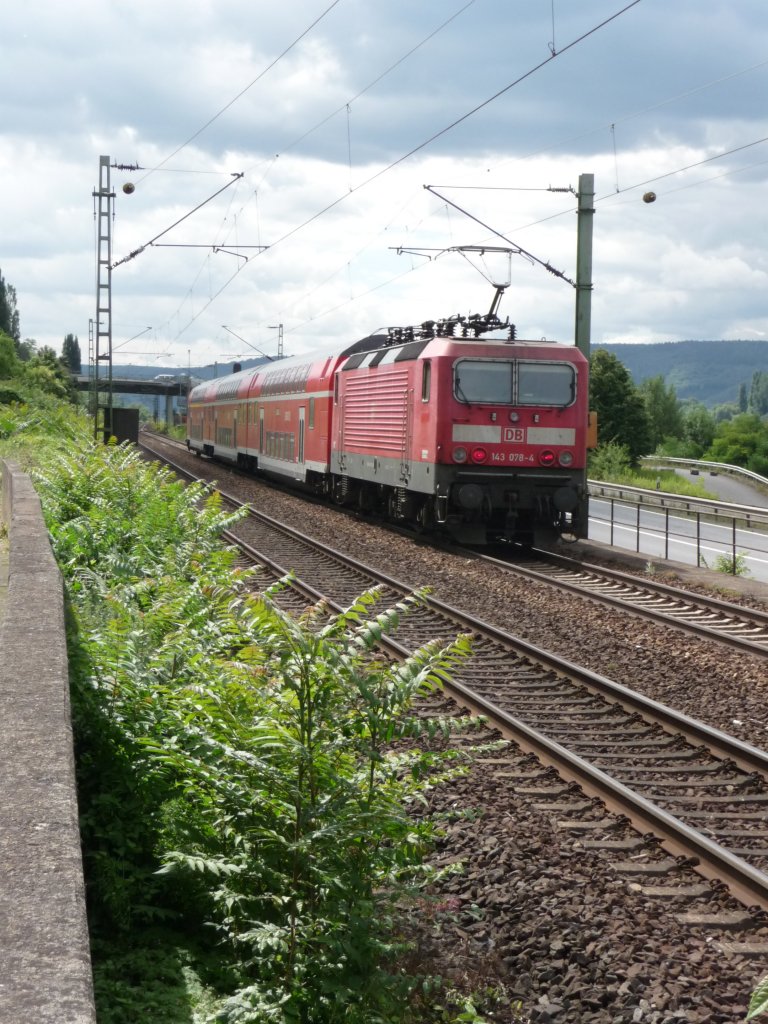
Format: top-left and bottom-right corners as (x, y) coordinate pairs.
(465, 546), (768, 656)
(228, 522), (768, 911)
(142, 437), (768, 910)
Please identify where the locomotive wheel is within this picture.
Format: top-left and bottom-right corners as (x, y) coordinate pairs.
(415, 501), (434, 533)
(357, 485), (375, 514)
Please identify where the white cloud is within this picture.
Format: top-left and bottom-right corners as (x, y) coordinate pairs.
(1, 0), (768, 369)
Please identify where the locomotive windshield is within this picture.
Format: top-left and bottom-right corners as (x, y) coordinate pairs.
(454, 360), (513, 403)
(454, 359), (575, 407)
(518, 361), (575, 406)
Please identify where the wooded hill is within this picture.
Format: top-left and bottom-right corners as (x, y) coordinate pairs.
(110, 340), (767, 412)
(594, 340), (768, 408)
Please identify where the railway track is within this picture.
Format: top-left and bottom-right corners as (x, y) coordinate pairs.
(477, 546), (768, 656)
(141, 436), (768, 916)
(146, 431), (768, 658)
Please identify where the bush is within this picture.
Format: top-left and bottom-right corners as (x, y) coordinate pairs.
(30, 439), (474, 1022)
(702, 550), (751, 577)
(588, 441), (632, 479)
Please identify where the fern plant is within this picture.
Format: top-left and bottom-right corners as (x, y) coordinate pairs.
(149, 588), (473, 1022)
(749, 974), (768, 1019)
(28, 432), (479, 1022)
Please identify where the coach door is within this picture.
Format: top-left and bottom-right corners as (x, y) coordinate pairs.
(259, 407), (264, 453)
(298, 407), (305, 465)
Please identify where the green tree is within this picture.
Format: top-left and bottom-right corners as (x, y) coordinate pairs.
(62, 333), (82, 373)
(748, 370), (768, 416)
(738, 382), (748, 413)
(711, 402), (739, 423)
(16, 338), (36, 362)
(682, 402), (716, 456)
(588, 439), (632, 479)
(26, 345), (76, 401)
(0, 269), (20, 344)
(705, 413), (768, 475)
(589, 348), (652, 464)
(0, 331), (21, 379)
(639, 375), (683, 450)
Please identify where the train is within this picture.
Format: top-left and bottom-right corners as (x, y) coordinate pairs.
(187, 310), (593, 547)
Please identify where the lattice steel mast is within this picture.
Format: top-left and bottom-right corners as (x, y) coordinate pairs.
(93, 156), (115, 439)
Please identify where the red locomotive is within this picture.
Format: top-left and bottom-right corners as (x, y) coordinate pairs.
(187, 311), (590, 547)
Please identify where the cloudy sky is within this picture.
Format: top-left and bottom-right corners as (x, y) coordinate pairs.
(2, 0), (767, 369)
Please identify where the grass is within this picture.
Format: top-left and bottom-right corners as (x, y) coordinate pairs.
(594, 466), (717, 500)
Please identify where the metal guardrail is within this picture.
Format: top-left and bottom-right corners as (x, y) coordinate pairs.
(640, 455), (768, 493)
(587, 478), (768, 574)
(588, 480), (768, 525)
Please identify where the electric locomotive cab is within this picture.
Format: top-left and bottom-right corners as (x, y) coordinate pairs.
(435, 344), (588, 547)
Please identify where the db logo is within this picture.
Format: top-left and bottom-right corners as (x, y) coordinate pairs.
(503, 427), (525, 442)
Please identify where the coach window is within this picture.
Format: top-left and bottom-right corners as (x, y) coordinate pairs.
(309, 396), (315, 428)
(421, 361), (431, 402)
(334, 373), (339, 404)
(517, 362), (575, 406)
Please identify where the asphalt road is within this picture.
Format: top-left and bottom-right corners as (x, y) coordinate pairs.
(668, 467), (768, 508)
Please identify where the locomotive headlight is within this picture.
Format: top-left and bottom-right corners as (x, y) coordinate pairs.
(508, 411), (520, 423)
(453, 446), (468, 463)
(470, 447), (488, 463)
(558, 451), (574, 466)
(539, 449), (556, 466)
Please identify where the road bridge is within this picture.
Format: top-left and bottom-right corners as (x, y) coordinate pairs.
(72, 375), (187, 397)
(72, 375), (189, 427)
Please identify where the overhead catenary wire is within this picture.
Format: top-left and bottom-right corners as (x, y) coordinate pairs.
(147, 0), (766, 353)
(600, 133), (768, 199)
(170, 0), (642, 339)
(167, 1), (643, 341)
(152, 0), (480, 335)
(256, 127), (768, 341)
(259, 0), (644, 254)
(112, 174), (244, 268)
(255, 0), (477, 166)
(136, 0), (345, 185)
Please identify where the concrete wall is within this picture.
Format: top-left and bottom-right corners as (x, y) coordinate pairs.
(0, 459), (96, 1024)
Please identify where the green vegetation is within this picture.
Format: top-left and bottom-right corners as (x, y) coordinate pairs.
(749, 974), (768, 1019)
(149, 418), (188, 442)
(588, 349), (651, 464)
(588, 441), (714, 498)
(0, 327), (77, 403)
(706, 413), (768, 476)
(701, 550), (751, 578)
(588, 348), (768, 486)
(62, 332), (82, 373)
(1, 397), (503, 1023)
(0, 267), (21, 345)
(0, 269), (84, 401)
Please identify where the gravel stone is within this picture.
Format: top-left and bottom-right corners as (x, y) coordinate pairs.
(144, 437), (768, 1023)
